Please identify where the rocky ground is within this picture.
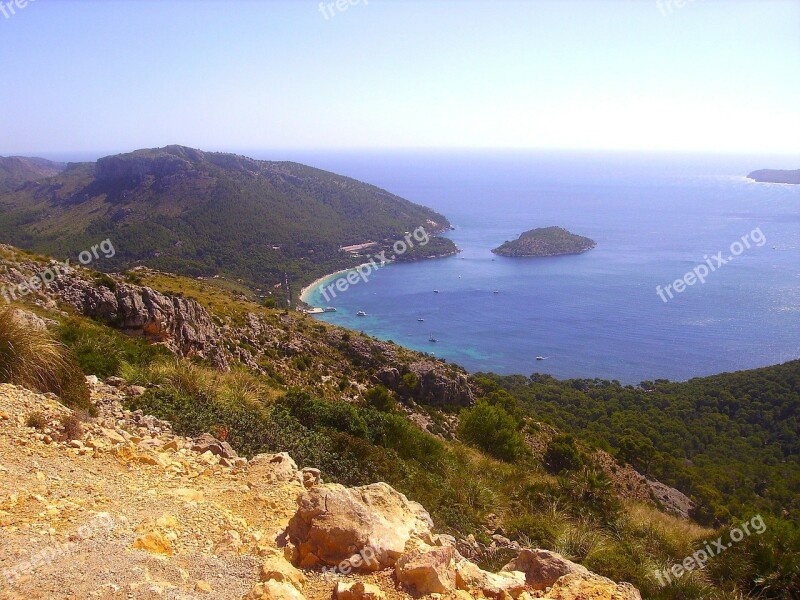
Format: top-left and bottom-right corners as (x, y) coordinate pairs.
(0, 381), (642, 600)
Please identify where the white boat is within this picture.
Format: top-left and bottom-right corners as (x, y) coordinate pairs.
(417, 318), (425, 322)
(429, 335), (439, 343)
(357, 311), (368, 317)
(536, 356), (548, 361)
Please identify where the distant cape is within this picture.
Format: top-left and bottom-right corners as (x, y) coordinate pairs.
(747, 169), (800, 185)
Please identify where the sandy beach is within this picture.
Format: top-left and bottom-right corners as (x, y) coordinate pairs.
(299, 266), (363, 305)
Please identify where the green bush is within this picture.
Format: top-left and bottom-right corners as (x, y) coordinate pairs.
(364, 385), (395, 412)
(56, 316), (168, 378)
(544, 434), (584, 474)
(458, 400), (527, 462)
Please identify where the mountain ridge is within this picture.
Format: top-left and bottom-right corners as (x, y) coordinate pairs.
(0, 155), (67, 192)
(0, 146), (456, 303)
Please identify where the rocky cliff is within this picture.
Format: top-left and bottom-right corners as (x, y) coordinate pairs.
(52, 266), (229, 369)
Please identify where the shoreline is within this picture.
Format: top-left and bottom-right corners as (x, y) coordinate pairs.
(299, 249), (460, 305)
(299, 265), (368, 305)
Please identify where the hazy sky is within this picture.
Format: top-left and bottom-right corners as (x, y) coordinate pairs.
(1, 0), (799, 155)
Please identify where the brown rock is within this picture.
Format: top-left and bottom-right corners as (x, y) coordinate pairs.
(335, 581), (386, 600)
(131, 532), (172, 555)
(248, 453), (303, 485)
(396, 545), (459, 595)
(192, 432), (238, 459)
(260, 549), (306, 591)
(301, 467), (322, 489)
(244, 581), (306, 600)
(455, 560), (526, 598)
(544, 573), (642, 599)
(285, 482), (434, 569)
(502, 549), (590, 590)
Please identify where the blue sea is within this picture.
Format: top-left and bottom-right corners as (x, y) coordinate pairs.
(266, 150), (800, 384)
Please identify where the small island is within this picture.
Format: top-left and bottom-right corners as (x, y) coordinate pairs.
(492, 226), (596, 257)
(747, 169), (800, 185)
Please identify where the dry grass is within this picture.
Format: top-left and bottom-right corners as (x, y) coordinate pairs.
(0, 307), (91, 410)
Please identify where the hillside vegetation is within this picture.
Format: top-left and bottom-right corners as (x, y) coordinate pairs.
(0, 146), (456, 302)
(478, 371), (800, 526)
(0, 156), (66, 192)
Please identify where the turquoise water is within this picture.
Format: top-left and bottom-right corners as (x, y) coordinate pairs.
(274, 150), (800, 383)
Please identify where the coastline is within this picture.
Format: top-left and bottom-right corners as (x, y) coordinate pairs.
(299, 250), (459, 305)
(299, 265), (367, 305)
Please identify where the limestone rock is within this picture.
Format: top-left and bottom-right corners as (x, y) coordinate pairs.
(132, 532), (172, 555)
(300, 467), (322, 489)
(191, 433), (238, 459)
(53, 272), (229, 369)
(248, 452), (303, 486)
(396, 545), (459, 595)
(260, 549), (306, 591)
(456, 560), (526, 598)
(285, 482), (434, 569)
(335, 581), (386, 600)
(545, 573), (642, 599)
(502, 549), (590, 590)
(244, 580), (306, 600)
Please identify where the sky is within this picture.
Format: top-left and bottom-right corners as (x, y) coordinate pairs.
(1, 0), (799, 157)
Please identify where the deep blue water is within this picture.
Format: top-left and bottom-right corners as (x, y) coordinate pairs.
(262, 150), (800, 384)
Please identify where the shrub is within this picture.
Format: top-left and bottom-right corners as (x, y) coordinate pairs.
(60, 414), (84, 441)
(506, 514), (561, 548)
(364, 385), (395, 412)
(25, 411), (47, 429)
(544, 434), (584, 474)
(56, 316), (168, 379)
(0, 308), (91, 411)
(93, 273), (118, 292)
(458, 400), (526, 462)
(401, 372), (419, 396)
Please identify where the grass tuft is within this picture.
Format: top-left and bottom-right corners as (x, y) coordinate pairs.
(0, 308), (91, 411)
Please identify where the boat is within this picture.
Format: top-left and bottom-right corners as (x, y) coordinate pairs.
(429, 334), (439, 343)
(323, 307), (337, 313)
(417, 318), (425, 322)
(493, 290), (500, 294)
(433, 290), (440, 294)
(357, 311), (368, 317)
(536, 356), (548, 361)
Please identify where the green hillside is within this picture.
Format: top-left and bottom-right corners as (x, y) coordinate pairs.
(479, 367), (800, 526)
(0, 156), (66, 192)
(0, 146), (455, 300)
